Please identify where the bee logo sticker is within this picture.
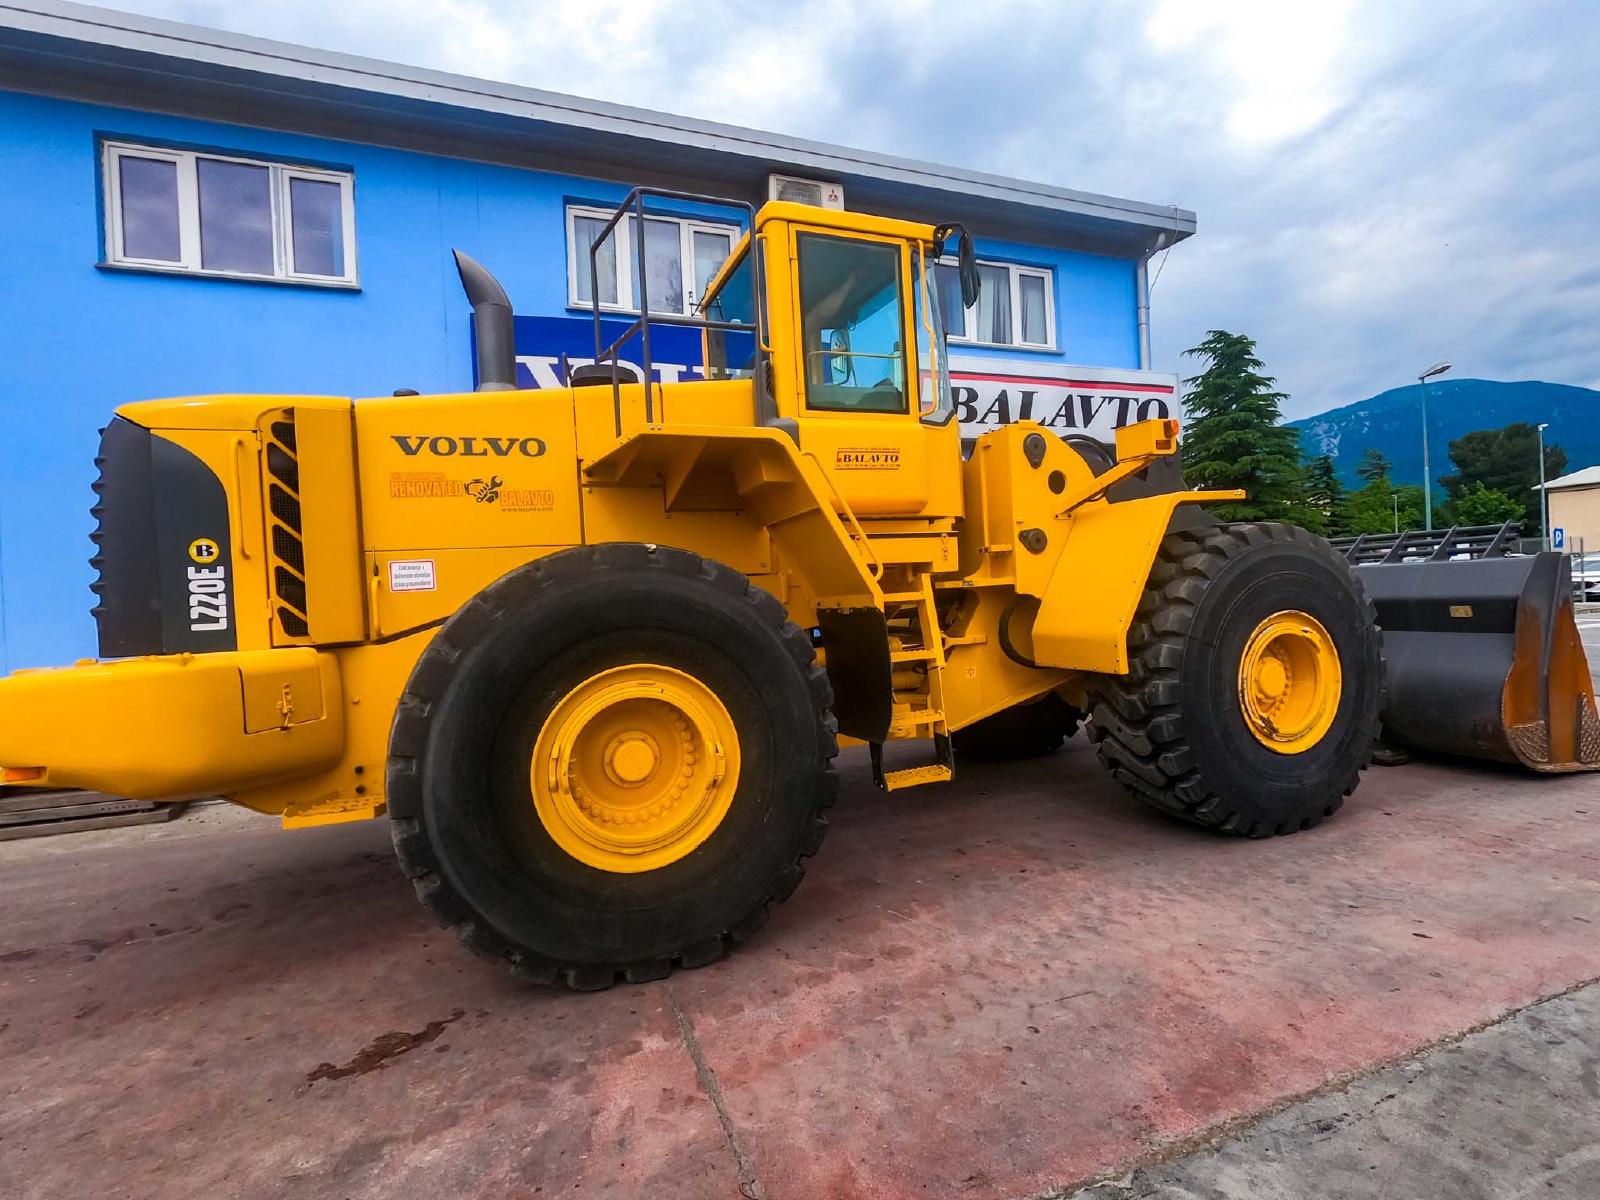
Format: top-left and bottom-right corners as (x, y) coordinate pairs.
(188, 537), (221, 565)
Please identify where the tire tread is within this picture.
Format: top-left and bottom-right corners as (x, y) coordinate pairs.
(386, 543), (838, 988)
(1087, 521), (1382, 837)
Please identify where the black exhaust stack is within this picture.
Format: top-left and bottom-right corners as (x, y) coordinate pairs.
(453, 249), (517, 391)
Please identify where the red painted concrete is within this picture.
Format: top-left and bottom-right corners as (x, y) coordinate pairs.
(2, 744), (1598, 1199)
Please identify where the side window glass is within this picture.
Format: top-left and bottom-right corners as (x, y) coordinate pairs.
(796, 234), (907, 414)
(915, 246), (955, 426)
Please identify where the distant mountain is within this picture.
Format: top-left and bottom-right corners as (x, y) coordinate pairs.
(1288, 379), (1600, 491)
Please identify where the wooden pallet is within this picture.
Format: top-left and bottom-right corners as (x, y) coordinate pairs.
(0, 789), (188, 841)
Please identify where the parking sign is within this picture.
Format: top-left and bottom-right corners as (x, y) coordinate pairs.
(1553, 527), (1565, 550)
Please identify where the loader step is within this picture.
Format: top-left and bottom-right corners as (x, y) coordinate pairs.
(891, 708), (945, 726)
(881, 763), (954, 790)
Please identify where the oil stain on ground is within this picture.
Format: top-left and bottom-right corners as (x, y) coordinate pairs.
(306, 1009), (465, 1084)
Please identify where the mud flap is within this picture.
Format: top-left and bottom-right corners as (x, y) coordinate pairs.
(1360, 552), (1600, 772)
(817, 607), (893, 743)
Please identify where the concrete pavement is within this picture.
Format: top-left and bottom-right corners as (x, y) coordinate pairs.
(2, 744), (1599, 1199)
(1068, 981), (1600, 1200)
(1574, 611), (1600, 691)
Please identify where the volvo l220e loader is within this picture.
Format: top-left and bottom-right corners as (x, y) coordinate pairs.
(0, 193), (1388, 988)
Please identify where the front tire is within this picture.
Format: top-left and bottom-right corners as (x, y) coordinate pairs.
(387, 544), (838, 989)
(1088, 522), (1382, 836)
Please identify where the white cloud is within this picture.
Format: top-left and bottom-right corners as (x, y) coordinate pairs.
(1145, 0), (1358, 146)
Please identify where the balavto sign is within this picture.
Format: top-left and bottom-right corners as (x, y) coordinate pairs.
(949, 357), (1181, 447)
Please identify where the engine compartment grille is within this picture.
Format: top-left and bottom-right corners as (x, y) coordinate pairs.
(265, 416), (310, 639)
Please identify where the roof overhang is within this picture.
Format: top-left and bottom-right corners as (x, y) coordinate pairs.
(0, 0), (1195, 257)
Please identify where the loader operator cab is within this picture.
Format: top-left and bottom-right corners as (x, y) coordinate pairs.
(702, 208), (960, 424)
(697, 201), (964, 516)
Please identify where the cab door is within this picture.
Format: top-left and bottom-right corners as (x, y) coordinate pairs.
(788, 227), (934, 516)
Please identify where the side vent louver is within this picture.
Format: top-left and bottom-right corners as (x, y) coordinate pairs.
(265, 416), (311, 639)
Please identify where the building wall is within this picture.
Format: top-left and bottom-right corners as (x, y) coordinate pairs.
(0, 87), (1143, 671)
(1548, 487), (1600, 555)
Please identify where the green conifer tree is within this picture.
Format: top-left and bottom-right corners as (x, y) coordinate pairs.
(1303, 454), (1345, 535)
(1180, 331), (1311, 525)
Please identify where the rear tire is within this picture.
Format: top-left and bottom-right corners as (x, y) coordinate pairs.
(953, 693), (1083, 761)
(1088, 522), (1382, 836)
(386, 544), (838, 988)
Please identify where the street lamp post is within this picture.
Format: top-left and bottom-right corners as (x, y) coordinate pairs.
(1537, 421), (1550, 549)
(1417, 361), (1452, 531)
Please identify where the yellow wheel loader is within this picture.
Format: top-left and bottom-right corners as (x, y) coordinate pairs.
(0, 192), (1388, 988)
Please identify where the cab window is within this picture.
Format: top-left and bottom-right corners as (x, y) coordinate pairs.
(700, 248), (758, 380)
(796, 233), (907, 414)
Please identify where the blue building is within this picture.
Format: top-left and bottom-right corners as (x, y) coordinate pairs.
(0, 0), (1195, 672)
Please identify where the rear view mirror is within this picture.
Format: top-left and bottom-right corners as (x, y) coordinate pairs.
(932, 222), (980, 309)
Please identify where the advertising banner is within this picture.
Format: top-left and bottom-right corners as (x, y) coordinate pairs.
(505, 314), (709, 389)
(499, 317), (1182, 451)
(949, 357), (1181, 445)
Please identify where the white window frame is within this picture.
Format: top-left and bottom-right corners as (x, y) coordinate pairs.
(565, 204), (737, 316)
(942, 257), (1057, 351)
(102, 140), (358, 287)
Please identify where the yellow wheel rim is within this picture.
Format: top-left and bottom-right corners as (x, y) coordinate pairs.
(1236, 610), (1343, 754)
(531, 664), (741, 873)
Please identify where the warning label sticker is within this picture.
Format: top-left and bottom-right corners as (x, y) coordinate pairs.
(388, 559), (437, 592)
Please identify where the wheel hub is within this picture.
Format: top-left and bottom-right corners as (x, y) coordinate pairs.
(532, 665), (740, 872)
(604, 732), (660, 786)
(1237, 610), (1343, 754)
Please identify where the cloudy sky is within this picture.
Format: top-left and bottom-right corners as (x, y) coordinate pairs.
(111, 0), (1598, 419)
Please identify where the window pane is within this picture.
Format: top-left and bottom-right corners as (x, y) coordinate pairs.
(703, 249), (758, 380)
(628, 216), (684, 314)
(289, 177), (345, 277)
(797, 233), (906, 414)
(1019, 273), (1049, 344)
(935, 263), (966, 338)
(974, 263), (1012, 344)
(118, 156), (181, 262)
(916, 251), (955, 425)
(572, 215), (619, 305)
(198, 158), (274, 274)
(691, 229), (733, 307)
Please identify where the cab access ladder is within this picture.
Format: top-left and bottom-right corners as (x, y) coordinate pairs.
(870, 570), (953, 791)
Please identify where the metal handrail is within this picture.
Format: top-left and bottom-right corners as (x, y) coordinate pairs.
(587, 187), (766, 436)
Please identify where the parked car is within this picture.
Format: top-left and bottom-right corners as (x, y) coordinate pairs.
(1569, 553), (1600, 602)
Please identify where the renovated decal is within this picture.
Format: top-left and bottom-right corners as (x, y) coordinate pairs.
(388, 471), (556, 513)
